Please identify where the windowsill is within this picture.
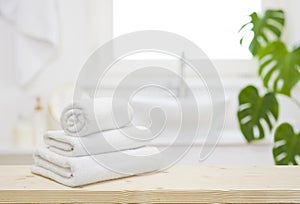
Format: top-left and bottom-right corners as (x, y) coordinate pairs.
(0, 147), (35, 155)
(0, 130), (272, 155)
(150, 130), (273, 146)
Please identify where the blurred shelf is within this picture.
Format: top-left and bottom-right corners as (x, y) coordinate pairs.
(150, 130), (273, 146)
(0, 147), (35, 155)
(0, 130), (272, 154)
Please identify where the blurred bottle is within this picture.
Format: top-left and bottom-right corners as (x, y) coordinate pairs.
(12, 115), (34, 148)
(33, 97), (47, 146)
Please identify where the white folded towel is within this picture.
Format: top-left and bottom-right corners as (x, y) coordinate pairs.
(44, 126), (151, 157)
(60, 97), (133, 137)
(31, 147), (162, 187)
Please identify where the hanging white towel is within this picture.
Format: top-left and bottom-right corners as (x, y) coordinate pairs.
(31, 147), (163, 187)
(44, 126), (151, 157)
(0, 0), (59, 85)
(60, 97), (134, 137)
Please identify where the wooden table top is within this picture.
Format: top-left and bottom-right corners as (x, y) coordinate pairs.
(1, 165), (300, 203)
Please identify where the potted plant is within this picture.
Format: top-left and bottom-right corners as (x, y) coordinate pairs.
(238, 9), (300, 165)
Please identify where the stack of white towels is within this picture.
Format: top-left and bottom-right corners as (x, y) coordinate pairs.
(31, 98), (163, 187)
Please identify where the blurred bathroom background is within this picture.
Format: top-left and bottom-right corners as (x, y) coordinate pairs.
(1, 0), (300, 165)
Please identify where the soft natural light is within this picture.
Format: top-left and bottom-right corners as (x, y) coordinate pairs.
(113, 0), (261, 59)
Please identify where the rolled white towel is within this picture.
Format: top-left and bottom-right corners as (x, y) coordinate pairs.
(60, 97), (133, 136)
(44, 126), (151, 157)
(31, 147), (163, 187)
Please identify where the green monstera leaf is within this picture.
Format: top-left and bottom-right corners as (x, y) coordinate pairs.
(239, 9), (284, 56)
(258, 41), (300, 96)
(238, 85), (279, 142)
(273, 123), (300, 165)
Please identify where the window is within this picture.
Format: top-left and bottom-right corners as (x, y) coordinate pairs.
(113, 0), (262, 59)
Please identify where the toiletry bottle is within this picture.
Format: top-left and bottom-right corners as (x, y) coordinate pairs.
(12, 115), (34, 148)
(33, 97), (47, 146)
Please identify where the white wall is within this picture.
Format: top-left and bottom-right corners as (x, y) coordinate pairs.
(0, 17), (33, 147)
(0, 0), (112, 146)
(262, 0), (300, 47)
(285, 0), (300, 47)
(0, 0), (299, 166)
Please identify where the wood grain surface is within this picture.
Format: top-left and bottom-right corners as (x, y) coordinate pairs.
(0, 165), (300, 203)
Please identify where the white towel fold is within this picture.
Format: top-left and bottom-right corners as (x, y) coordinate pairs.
(44, 126), (151, 157)
(60, 97), (133, 137)
(31, 147), (162, 187)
